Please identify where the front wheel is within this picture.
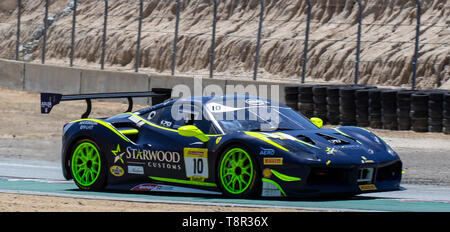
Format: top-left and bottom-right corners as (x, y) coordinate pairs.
(70, 139), (106, 190)
(217, 146), (260, 198)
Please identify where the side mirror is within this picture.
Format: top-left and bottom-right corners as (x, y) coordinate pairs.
(310, 117), (323, 128)
(177, 125), (210, 142)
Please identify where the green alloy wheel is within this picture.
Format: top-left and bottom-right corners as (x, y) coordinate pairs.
(71, 139), (106, 190)
(218, 147), (260, 197)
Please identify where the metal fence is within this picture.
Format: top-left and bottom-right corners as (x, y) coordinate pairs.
(1, 0), (449, 89)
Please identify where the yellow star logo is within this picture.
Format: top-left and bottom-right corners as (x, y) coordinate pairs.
(112, 144), (125, 164)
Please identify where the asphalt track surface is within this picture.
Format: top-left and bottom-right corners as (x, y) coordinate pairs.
(0, 157), (449, 212)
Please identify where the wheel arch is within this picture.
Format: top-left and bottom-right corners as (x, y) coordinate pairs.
(215, 140), (260, 169)
(63, 135), (99, 180)
(214, 140), (263, 197)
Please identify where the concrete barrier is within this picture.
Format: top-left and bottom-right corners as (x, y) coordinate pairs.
(24, 62), (82, 94)
(0, 58), (24, 90)
(0, 58), (292, 106)
(80, 68), (150, 105)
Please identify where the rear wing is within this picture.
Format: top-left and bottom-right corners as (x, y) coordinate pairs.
(40, 89), (171, 118)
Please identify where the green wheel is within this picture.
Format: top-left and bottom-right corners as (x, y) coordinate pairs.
(71, 139), (106, 190)
(218, 147), (260, 197)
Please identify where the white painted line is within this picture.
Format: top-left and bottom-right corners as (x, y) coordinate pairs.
(0, 162), (60, 170)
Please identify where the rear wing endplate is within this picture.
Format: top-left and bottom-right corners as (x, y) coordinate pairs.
(40, 89), (171, 118)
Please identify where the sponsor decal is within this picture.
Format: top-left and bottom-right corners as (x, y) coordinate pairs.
(126, 146), (182, 171)
(184, 148), (209, 180)
(131, 183), (173, 192)
(263, 157), (283, 165)
(110, 165), (124, 177)
(128, 165), (144, 175)
(325, 147), (337, 155)
(147, 111), (157, 120)
(111, 144), (125, 164)
(359, 184), (377, 191)
(215, 137), (222, 144)
(337, 145), (361, 149)
(41, 101), (52, 109)
(160, 120), (172, 127)
(128, 115), (145, 127)
(259, 147), (275, 156)
(207, 102), (244, 113)
(80, 125), (94, 130)
(112, 145), (182, 171)
(79, 121), (98, 130)
(263, 168), (272, 178)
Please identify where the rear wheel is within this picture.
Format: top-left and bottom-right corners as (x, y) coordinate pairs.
(70, 139), (106, 190)
(218, 147), (260, 198)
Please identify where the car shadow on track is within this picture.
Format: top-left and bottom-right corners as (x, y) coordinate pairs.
(67, 187), (387, 203)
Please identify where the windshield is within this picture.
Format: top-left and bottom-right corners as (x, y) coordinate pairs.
(207, 104), (317, 133)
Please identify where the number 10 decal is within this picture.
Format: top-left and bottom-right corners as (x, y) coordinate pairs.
(184, 148), (209, 180)
(192, 158), (204, 174)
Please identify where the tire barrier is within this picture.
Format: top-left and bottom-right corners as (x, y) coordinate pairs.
(428, 91), (445, 133)
(368, 88), (383, 129)
(298, 85), (314, 118)
(312, 85), (328, 124)
(355, 89), (370, 127)
(339, 87), (358, 126)
(397, 90), (414, 130)
(284, 86), (299, 110)
(410, 92), (429, 132)
(326, 86), (341, 125)
(285, 84), (449, 133)
(444, 92), (450, 134)
(381, 89), (398, 130)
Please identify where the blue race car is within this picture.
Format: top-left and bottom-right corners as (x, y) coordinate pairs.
(41, 92), (402, 198)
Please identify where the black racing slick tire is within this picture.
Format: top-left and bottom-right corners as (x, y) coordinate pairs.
(70, 139), (107, 191)
(217, 146), (261, 198)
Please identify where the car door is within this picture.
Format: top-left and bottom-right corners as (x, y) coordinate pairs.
(136, 103), (218, 185)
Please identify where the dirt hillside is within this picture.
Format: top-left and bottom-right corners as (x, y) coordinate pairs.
(0, 0), (448, 89)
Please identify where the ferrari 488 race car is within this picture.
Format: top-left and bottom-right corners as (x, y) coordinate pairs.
(41, 91), (402, 198)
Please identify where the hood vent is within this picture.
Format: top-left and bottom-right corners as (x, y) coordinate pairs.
(333, 132), (359, 143)
(296, 135), (316, 145)
(316, 133), (350, 145)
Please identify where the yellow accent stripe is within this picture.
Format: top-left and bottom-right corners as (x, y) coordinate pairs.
(334, 128), (350, 137)
(126, 113), (223, 136)
(149, 176), (217, 187)
(119, 129), (139, 135)
(71, 119), (130, 142)
(334, 128), (362, 144)
(244, 132), (289, 151)
(292, 138), (319, 149)
(270, 169), (301, 182)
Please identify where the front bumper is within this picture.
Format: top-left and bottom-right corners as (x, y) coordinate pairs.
(262, 159), (402, 198)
